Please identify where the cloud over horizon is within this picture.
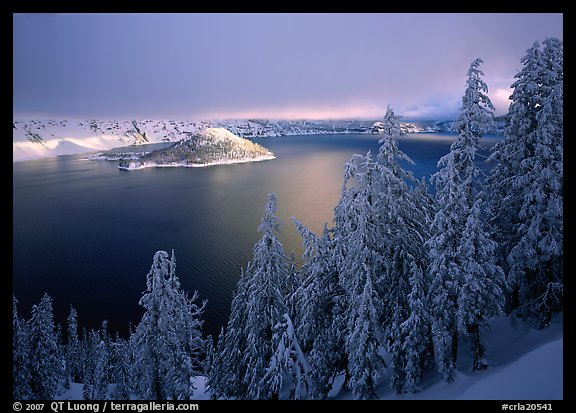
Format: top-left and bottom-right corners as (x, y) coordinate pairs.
(13, 13), (562, 121)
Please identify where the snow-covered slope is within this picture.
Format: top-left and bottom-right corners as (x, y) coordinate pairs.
(360, 314), (562, 400)
(456, 338), (562, 400)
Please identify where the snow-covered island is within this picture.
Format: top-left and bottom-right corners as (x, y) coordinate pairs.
(117, 128), (276, 170)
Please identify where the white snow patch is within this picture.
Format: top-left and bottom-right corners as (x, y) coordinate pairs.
(118, 155), (276, 170)
(338, 314), (563, 400)
(457, 338), (562, 400)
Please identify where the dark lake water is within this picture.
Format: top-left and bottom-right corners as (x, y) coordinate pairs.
(13, 132), (501, 339)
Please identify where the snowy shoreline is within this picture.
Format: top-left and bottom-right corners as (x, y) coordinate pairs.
(118, 155), (277, 170)
(14, 118), (502, 163)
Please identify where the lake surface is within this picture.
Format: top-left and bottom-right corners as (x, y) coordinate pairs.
(13, 132), (501, 338)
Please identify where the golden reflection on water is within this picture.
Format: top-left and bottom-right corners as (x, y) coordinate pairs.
(274, 151), (348, 236)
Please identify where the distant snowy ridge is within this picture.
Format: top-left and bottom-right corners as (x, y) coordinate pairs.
(117, 128), (276, 170)
(13, 118), (505, 162)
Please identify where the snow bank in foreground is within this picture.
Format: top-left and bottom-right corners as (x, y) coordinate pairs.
(335, 313), (563, 400)
(457, 338), (562, 400)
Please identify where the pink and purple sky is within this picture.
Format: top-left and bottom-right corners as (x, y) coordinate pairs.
(13, 13), (563, 121)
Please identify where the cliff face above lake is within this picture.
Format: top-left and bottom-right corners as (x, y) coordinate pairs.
(118, 128), (276, 170)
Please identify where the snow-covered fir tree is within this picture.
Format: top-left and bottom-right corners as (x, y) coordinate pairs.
(206, 327), (228, 399)
(80, 327), (95, 397)
(101, 320), (113, 384)
(333, 151), (386, 399)
(241, 193), (290, 399)
(374, 106), (434, 394)
(27, 293), (62, 399)
(427, 58), (505, 381)
(487, 38), (563, 327)
(291, 221), (345, 399)
(131, 250), (206, 400)
(346, 269), (385, 399)
(13, 295), (32, 400)
(260, 313), (312, 399)
(203, 335), (215, 377)
(457, 198), (506, 370)
(207, 269), (250, 399)
(399, 262), (431, 393)
(92, 330), (109, 400)
(65, 306), (82, 386)
(82, 329), (105, 400)
(54, 323), (68, 389)
(111, 333), (132, 400)
(211, 194), (289, 399)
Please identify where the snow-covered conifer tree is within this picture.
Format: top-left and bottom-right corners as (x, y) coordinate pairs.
(65, 306), (82, 386)
(131, 250), (206, 400)
(428, 59), (505, 381)
(292, 221), (344, 399)
(400, 262), (430, 393)
(206, 327), (228, 399)
(260, 313), (311, 399)
(346, 269), (384, 399)
(373, 106), (433, 394)
(13, 295), (31, 400)
(27, 293), (61, 399)
(92, 331), (109, 400)
(487, 39), (563, 326)
(242, 193), (289, 399)
(208, 270), (250, 399)
(213, 194), (289, 399)
(111, 333), (132, 400)
(333, 152), (386, 399)
(81, 329), (106, 400)
(457, 198), (506, 370)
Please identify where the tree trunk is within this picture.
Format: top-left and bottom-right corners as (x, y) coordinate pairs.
(451, 328), (458, 366)
(469, 323), (487, 371)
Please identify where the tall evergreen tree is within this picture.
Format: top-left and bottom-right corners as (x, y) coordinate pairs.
(242, 193), (290, 399)
(92, 330), (109, 400)
(374, 106), (434, 394)
(28, 293), (61, 399)
(213, 194), (289, 399)
(346, 269), (384, 399)
(457, 198), (506, 370)
(399, 262), (430, 393)
(208, 269), (250, 399)
(111, 333), (132, 400)
(65, 306), (82, 385)
(80, 327), (94, 394)
(131, 250), (206, 400)
(292, 221), (344, 399)
(334, 151), (386, 399)
(487, 39), (563, 326)
(427, 59), (505, 381)
(206, 327), (228, 399)
(13, 295), (32, 400)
